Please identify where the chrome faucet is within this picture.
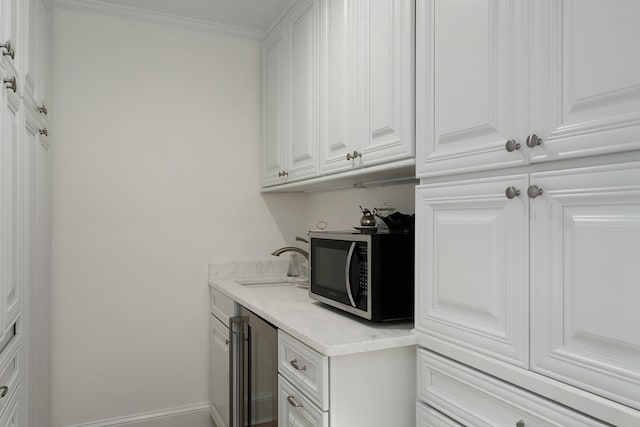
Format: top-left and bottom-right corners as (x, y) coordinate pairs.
(271, 246), (309, 261)
(271, 236), (309, 261)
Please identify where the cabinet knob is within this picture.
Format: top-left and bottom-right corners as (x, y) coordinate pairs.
(3, 76), (16, 93)
(286, 395), (303, 408)
(289, 358), (307, 371)
(225, 339), (229, 346)
(505, 187), (521, 199)
(527, 185), (544, 198)
(39, 128), (49, 137)
(526, 134), (543, 148)
(278, 171), (289, 178)
(346, 151), (361, 161)
(0, 40), (15, 60)
(516, 421), (525, 427)
(505, 139), (521, 152)
(37, 104), (48, 115)
(0, 386), (8, 399)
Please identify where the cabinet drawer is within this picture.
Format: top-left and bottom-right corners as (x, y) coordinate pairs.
(209, 287), (237, 323)
(0, 338), (20, 418)
(417, 402), (463, 427)
(418, 349), (608, 427)
(278, 331), (328, 411)
(0, 382), (20, 427)
(278, 375), (328, 427)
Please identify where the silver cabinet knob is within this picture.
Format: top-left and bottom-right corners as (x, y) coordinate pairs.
(516, 421), (525, 427)
(37, 104), (48, 115)
(505, 139), (521, 152)
(0, 386), (7, 399)
(225, 339), (229, 346)
(286, 395), (303, 408)
(526, 134), (542, 148)
(0, 40), (14, 60)
(505, 187), (521, 199)
(346, 151), (361, 161)
(39, 128), (49, 137)
(3, 77), (16, 93)
(289, 358), (307, 371)
(527, 185), (544, 198)
(278, 171), (288, 177)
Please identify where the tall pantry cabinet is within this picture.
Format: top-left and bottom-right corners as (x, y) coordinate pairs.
(1, 0), (52, 426)
(415, 0), (640, 426)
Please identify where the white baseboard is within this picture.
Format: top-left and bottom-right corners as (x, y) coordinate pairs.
(67, 402), (213, 427)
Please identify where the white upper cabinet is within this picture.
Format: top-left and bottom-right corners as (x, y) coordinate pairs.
(320, 0), (415, 174)
(24, 0), (51, 121)
(417, 0), (640, 178)
(416, 0), (527, 177)
(529, 0), (640, 163)
(286, 0), (319, 182)
(262, 20), (287, 187)
(529, 163), (640, 411)
(1, 0), (20, 77)
(262, 0), (319, 187)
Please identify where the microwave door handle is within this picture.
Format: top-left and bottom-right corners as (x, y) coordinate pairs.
(345, 242), (357, 307)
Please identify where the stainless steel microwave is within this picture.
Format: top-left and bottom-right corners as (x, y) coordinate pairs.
(308, 230), (414, 322)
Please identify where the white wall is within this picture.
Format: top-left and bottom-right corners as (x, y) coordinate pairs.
(50, 9), (306, 427)
(305, 183), (416, 231)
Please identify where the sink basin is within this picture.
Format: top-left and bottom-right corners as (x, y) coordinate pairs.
(235, 277), (298, 287)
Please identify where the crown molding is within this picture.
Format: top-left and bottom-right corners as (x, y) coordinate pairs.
(51, 0), (266, 40)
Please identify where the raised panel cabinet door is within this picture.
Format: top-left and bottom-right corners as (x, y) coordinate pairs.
(415, 175), (529, 368)
(417, 403), (463, 427)
(0, 0), (20, 76)
(210, 315), (230, 427)
(530, 162), (640, 411)
(278, 376), (328, 427)
(416, 0), (528, 178)
(358, 0), (414, 166)
(529, 0), (640, 163)
(286, 0), (319, 182)
(319, 0), (358, 174)
(262, 20), (287, 187)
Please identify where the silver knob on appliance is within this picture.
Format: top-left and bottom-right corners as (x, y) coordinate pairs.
(3, 77), (16, 93)
(527, 185), (544, 198)
(0, 40), (14, 60)
(526, 134), (543, 148)
(37, 104), (48, 115)
(505, 139), (521, 152)
(505, 187), (521, 199)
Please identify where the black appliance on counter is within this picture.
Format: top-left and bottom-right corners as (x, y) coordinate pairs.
(308, 230), (414, 322)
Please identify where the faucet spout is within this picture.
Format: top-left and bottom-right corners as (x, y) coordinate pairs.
(271, 246), (309, 261)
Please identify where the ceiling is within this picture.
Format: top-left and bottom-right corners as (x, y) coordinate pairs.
(93, 0), (291, 32)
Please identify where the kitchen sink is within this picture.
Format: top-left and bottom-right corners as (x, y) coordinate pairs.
(235, 277), (298, 287)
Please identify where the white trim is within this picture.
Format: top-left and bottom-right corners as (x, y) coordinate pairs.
(66, 402), (210, 427)
(50, 0), (265, 40)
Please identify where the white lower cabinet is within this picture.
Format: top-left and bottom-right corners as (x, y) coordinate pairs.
(279, 375), (327, 427)
(278, 330), (415, 427)
(416, 162), (640, 425)
(0, 382), (20, 427)
(416, 403), (462, 427)
(209, 315), (229, 427)
(419, 349), (607, 427)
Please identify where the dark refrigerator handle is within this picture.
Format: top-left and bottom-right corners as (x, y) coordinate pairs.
(229, 316), (247, 427)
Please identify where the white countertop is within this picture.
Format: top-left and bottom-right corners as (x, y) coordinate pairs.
(209, 277), (416, 357)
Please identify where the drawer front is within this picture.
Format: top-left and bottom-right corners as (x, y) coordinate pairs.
(0, 339), (20, 417)
(278, 331), (328, 411)
(210, 287), (236, 322)
(418, 349), (608, 427)
(278, 375), (328, 427)
(417, 402), (463, 427)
